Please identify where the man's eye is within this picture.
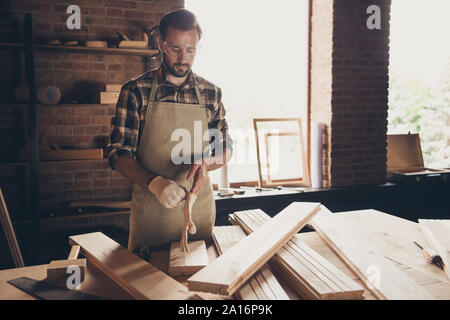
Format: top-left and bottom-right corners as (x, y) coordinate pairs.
(170, 47), (182, 53)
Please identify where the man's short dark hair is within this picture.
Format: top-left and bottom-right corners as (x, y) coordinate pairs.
(159, 9), (202, 40)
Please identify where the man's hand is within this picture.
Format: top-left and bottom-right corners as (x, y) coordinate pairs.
(148, 176), (186, 209)
(187, 158), (214, 194)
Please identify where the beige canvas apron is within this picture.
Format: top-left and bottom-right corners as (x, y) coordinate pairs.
(128, 72), (216, 256)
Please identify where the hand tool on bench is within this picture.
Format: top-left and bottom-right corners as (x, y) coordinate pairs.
(219, 188), (245, 195)
(413, 241), (445, 270)
(239, 186), (274, 192)
(7, 276), (104, 300)
(47, 245), (86, 282)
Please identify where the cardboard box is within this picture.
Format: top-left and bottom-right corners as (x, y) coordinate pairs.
(386, 134), (450, 184)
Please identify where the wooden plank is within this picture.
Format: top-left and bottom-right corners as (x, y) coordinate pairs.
(331, 210), (450, 300)
(187, 202), (321, 296)
(310, 206), (434, 300)
(100, 91), (119, 104)
(38, 149), (103, 161)
(69, 232), (201, 300)
(34, 44), (159, 56)
(69, 201), (131, 209)
(0, 188), (25, 268)
(0, 263), (134, 300)
(213, 226), (289, 300)
(168, 241), (208, 276)
(231, 209), (364, 300)
(418, 219), (450, 281)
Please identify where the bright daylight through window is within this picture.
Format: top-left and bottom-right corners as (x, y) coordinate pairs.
(388, 0), (450, 168)
(186, 0), (309, 185)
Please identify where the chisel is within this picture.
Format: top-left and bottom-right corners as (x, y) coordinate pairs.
(413, 241), (445, 270)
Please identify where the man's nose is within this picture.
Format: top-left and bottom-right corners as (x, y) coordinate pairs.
(177, 50), (189, 62)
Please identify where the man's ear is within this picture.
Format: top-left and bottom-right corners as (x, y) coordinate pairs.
(157, 35), (164, 51)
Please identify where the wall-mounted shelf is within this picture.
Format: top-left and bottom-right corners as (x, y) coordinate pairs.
(0, 42), (159, 56)
(0, 103), (116, 108)
(0, 13), (160, 266)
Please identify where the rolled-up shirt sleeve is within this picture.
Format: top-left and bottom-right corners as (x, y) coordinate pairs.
(106, 81), (141, 169)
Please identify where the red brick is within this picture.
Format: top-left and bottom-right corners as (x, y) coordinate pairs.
(89, 7), (106, 16)
(107, 63), (123, 72)
(72, 62), (90, 70)
(92, 63), (106, 71)
(107, 8), (124, 17)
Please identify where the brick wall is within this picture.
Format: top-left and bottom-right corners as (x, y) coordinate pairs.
(310, 0), (391, 187)
(0, 0), (184, 219)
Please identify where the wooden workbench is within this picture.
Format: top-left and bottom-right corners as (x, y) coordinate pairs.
(1, 209), (449, 300)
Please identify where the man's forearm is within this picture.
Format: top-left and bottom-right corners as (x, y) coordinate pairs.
(113, 155), (157, 190)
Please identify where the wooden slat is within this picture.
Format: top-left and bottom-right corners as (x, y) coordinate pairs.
(310, 206), (434, 300)
(168, 241), (208, 276)
(231, 209), (364, 300)
(418, 219), (450, 281)
(69, 200), (131, 209)
(69, 232), (201, 300)
(187, 202), (321, 295)
(0, 188), (25, 268)
(39, 149), (103, 161)
(213, 226), (289, 300)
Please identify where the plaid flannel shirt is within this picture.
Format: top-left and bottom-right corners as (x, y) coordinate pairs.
(107, 65), (233, 169)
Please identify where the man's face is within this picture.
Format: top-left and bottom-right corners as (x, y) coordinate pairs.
(159, 26), (199, 78)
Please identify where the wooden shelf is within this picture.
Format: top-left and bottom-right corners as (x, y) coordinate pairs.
(0, 103), (116, 108)
(0, 162), (30, 167)
(0, 42), (159, 56)
(1, 158), (107, 166)
(40, 210), (130, 222)
(0, 42), (25, 50)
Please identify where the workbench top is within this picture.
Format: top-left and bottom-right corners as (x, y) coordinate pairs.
(1, 209), (449, 300)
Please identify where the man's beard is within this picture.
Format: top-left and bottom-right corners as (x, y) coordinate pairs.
(164, 60), (191, 78)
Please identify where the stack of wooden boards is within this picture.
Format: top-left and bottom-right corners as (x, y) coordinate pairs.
(66, 202), (444, 300)
(187, 202), (321, 296)
(213, 226), (289, 300)
(228, 209), (364, 300)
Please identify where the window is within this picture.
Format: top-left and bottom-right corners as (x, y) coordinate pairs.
(388, 0), (450, 168)
(186, 0), (310, 185)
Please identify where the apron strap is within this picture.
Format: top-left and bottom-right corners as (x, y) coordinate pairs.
(149, 73), (159, 102)
(149, 69), (205, 105)
(194, 85), (204, 105)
